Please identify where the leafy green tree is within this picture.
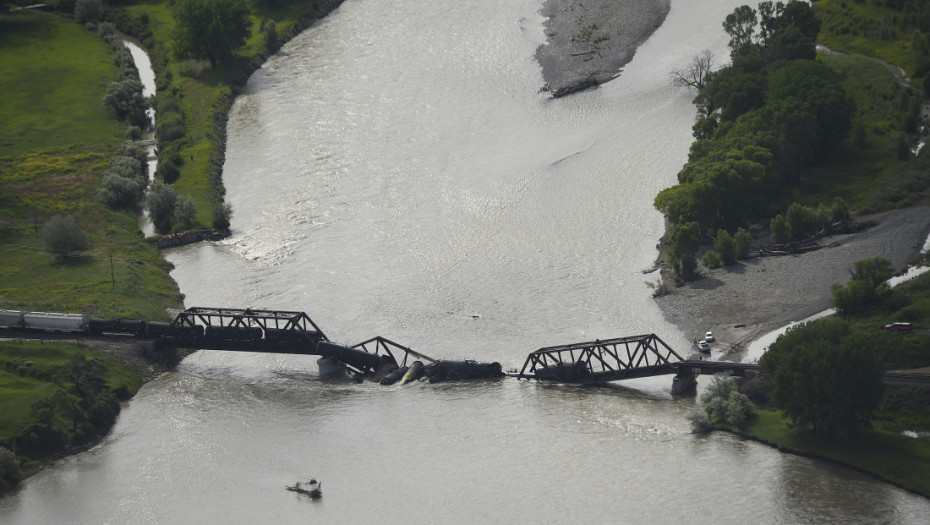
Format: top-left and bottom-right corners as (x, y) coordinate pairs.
(735, 227), (753, 258)
(0, 446), (22, 491)
(760, 319), (885, 440)
(851, 257), (894, 292)
(715, 229), (737, 265)
(830, 197), (849, 222)
(668, 221), (702, 279)
(723, 5), (758, 57)
(172, 0), (251, 69)
(770, 213), (788, 242)
(41, 215), (89, 257)
(147, 180), (178, 233)
(103, 79), (149, 128)
(213, 202), (233, 231)
(74, 0), (102, 25)
(700, 374), (755, 430)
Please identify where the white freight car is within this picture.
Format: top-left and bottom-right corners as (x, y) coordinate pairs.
(23, 312), (88, 332)
(0, 309), (26, 328)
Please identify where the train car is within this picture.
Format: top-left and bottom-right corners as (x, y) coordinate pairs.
(88, 318), (146, 336)
(146, 321), (173, 338)
(23, 312), (88, 332)
(205, 325), (262, 342)
(0, 309), (25, 329)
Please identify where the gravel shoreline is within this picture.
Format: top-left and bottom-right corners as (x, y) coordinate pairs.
(536, 0), (670, 96)
(654, 204), (930, 357)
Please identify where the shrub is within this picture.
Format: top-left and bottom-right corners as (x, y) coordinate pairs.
(98, 171), (145, 208)
(0, 446), (22, 491)
(74, 0), (102, 25)
(715, 229), (737, 265)
(734, 227), (753, 258)
(687, 410), (713, 434)
(156, 158), (180, 184)
(702, 249), (722, 269)
(212, 202), (233, 231)
(103, 79), (149, 128)
(41, 215), (89, 256)
(700, 374), (755, 430)
(147, 180), (177, 233)
(770, 214), (788, 242)
(173, 195), (197, 229)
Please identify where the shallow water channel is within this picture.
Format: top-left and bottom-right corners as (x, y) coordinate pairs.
(2, 1), (930, 523)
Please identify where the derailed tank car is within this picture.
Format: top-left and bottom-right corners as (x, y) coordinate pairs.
(424, 360), (504, 383)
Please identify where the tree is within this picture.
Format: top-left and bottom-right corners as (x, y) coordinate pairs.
(212, 202), (233, 231)
(723, 5), (758, 57)
(147, 180), (178, 233)
(850, 257), (894, 294)
(41, 215), (89, 257)
(74, 0), (102, 25)
(735, 227), (753, 258)
(770, 214), (787, 242)
(0, 446), (21, 491)
(700, 374), (755, 430)
(715, 229), (737, 265)
(760, 319), (885, 440)
(172, 0), (251, 69)
(671, 50), (715, 90)
(103, 79), (149, 128)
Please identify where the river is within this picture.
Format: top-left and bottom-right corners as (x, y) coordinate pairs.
(3, 0), (930, 523)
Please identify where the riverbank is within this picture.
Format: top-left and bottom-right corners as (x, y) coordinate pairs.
(654, 204), (930, 356)
(536, 0), (669, 96)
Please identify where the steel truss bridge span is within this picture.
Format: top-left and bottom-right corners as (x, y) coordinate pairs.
(516, 334), (687, 384)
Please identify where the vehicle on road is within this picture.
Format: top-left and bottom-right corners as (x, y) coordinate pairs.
(704, 331), (715, 342)
(698, 341), (710, 353)
(884, 322), (913, 332)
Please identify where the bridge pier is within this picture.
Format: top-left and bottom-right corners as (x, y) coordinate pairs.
(671, 372), (697, 396)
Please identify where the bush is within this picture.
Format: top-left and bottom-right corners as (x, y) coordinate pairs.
(74, 0), (102, 25)
(735, 227), (753, 258)
(173, 195), (197, 229)
(770, 214), (788, 242)
(702, 249), (722, 269)
(715, 229), (737, 265)
(156, 158), (180, 184)
(700, 374), (755, 430)
(41, 215), (89, 256)
(0, 446), (22, 490)
(103, 79), (149, 128)
(147, 180), (177, 233)
(98, 171), (145, 208)
(212, 202), (233, 231)
(688, 410), (713, 434)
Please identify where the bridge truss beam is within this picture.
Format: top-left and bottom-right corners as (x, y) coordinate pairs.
(172, 307), (328, 344)
(518, 333), (684, 384)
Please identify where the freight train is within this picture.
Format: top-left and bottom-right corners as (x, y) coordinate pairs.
(1, 309), (211, 340)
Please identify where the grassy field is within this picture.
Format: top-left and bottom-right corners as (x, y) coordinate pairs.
(0, 10), (183, 320)
(0, 340), (142, 442)
(813, 0), (917, 76)
(742, 409), (930, 497)
(801, 53), (924, 212)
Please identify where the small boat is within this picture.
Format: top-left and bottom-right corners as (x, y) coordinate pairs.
(286, 479), (322, 498)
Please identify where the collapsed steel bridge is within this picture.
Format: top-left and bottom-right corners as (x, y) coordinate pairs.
(516, 333), (686, 384)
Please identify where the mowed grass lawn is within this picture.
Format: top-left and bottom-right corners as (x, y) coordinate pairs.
(0, 10), (182, 320)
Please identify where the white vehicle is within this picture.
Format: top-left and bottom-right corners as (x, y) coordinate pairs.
(704, 331), (715, 343)
(698, 341), (710, 353)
